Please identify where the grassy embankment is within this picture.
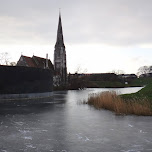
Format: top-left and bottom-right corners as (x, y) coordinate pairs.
(87, 77), (152, 88)
(85, 82), (152, 116)
(87, 81), (124, 88)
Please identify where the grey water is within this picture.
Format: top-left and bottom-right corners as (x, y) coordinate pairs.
(0, 87), (152, 152)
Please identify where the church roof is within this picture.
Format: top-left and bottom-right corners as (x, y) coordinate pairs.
(22, 55), (36, 67)
(17, 55), (54, 70)
(55, 13), (65, 48)
(32, 55), (54, 70)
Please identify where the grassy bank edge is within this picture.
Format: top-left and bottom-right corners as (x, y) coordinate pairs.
(121, 83), (152, 101)
(84, 84), (152, 116)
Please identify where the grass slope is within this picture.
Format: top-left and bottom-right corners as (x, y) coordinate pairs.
(87, 77), (152, 88)
(122, 82), (152, 101)
(129, 77), (152, 87)
(88, 81), (124, 88)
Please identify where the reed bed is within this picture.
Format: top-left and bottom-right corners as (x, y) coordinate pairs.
(86, 91), (152, 116)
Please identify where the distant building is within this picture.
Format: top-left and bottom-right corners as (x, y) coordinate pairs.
(69, 73), (119, 81)
(118, 74), (137, 84)
(139, 73), (152, 78)
(17, 55), (54, 71)
(118, 74), (137, 79)
(54, 13), (67, 86)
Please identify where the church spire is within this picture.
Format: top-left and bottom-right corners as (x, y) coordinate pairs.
(55, 12), (65, 48)
(54, 12), (67, 86)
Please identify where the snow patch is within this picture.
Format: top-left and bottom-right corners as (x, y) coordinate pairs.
(24, 136), (32, 140)
(18, 130), (31, 134)
(121, 150), (140, 152)
(144, 139), (151, 143)
(139, 130), (147, 133)
(26, 144), (36, 149)
(76, 133), (90, 142)
(42, 130), (48, 132)
(128, 124), (133, 128)
(15, 122), (24, 126)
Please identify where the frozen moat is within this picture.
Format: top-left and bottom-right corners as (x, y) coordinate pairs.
(0, 87), (152, 152)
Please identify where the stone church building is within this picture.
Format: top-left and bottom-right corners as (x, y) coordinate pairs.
(17, 13), (67, 87)
(54, 13), (67, 86)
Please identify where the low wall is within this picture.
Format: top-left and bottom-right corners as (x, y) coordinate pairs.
(0, 92), (53, 104)
(0, 92), (53, 99)
(0, 65), (53, 94)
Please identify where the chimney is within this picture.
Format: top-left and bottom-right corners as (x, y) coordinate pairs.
(46, 53), (49, 69)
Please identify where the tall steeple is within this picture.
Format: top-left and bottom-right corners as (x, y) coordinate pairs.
(54, 12), (67, 86)
(55, 13), (65, 48)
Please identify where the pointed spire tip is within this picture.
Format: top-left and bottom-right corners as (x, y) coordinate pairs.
(59, 8), (61, 16)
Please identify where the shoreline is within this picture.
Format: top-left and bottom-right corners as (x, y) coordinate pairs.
(0, 92), (53, 104)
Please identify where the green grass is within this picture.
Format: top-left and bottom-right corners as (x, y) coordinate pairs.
(121, 82), (152, 101)
(87, 81), (124, 88)
(87, 78), (152, 88)
(129, 77), (152, 86)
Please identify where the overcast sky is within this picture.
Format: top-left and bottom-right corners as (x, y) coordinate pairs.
(0, 0), (152, 74)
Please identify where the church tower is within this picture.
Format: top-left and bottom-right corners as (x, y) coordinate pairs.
(54, 13), (67, 85)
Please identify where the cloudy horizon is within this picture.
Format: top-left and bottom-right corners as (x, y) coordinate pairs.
(0, 0), (152, 74)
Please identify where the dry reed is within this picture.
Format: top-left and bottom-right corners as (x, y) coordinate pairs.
(87, 91), (152, 116)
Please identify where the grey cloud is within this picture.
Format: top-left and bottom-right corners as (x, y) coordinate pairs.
(0, 0), (152, 46)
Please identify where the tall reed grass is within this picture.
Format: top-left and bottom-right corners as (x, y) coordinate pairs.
(86, 91), (152, 116)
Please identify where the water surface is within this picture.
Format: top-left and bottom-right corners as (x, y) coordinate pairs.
(0, 87), (152, 152)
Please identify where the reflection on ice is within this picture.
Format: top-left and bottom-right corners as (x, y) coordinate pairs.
(0, 87), (151, 152)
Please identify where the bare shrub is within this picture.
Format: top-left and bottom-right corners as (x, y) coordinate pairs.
(87, 91), (152, 116)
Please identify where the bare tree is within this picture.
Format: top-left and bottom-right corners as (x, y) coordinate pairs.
(9, 62), (16, 66)
(75, 65), (87, 74)
(0, 52), (16, 66)
(0, 52), (11, 65)
(137, 66), (152, 76)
